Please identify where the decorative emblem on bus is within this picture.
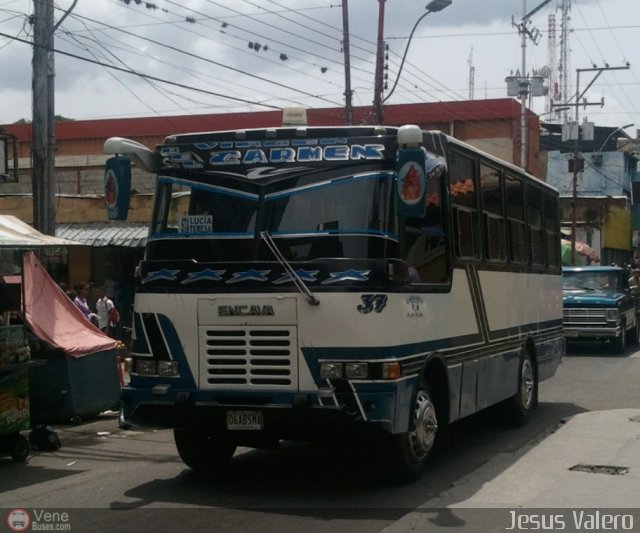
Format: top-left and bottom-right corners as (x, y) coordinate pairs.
(218, 304), (275, 317)
(208, 143), (385, 167)
(406, 296), (425, 318)
(273, 269), (319, 285)
(160, 146), (204, 169)
(358, 294), (388, 314)
(226, 269), (272, 284)
(321, 269), (371, 285)
(142, 269), (180, 284)
(182, 269), (226, 284)
(246, 167), (310, 180)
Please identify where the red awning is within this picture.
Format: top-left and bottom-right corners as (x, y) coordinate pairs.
(22, 252), (117, 357)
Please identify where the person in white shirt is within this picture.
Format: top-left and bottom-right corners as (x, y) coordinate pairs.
(95, 286), (116, 335)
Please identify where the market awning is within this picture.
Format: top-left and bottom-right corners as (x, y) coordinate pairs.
(561, 239), (601, 265)
(0, 215), (80, 247)
(56, 222), (148, 247)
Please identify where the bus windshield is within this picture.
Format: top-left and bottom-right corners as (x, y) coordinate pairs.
(148, 173), (398, 261)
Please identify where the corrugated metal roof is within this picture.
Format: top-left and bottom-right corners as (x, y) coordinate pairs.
(56, 223), (148, 247)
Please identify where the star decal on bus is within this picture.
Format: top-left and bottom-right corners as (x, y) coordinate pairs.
(321, 269), (371, 285)
(273, 270), (320, 285)
(181, 269), (227, 284)
(226, 269), (272, 284)
(141, 269), (181, 284)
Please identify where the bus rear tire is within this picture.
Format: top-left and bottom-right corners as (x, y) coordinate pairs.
(174, 429), (236, 473)
(386, 383), (439, 483)
(502, 351), (536, 427)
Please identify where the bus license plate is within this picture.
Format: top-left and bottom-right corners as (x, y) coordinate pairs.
(226, 410), (263, 430)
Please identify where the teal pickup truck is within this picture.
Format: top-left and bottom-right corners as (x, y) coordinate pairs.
(562, 266), (640, 353)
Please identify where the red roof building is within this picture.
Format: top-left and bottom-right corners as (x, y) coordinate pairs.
(2, 98), (540, 176)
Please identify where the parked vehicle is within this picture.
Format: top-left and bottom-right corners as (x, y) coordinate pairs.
(562, 266), (640, 352)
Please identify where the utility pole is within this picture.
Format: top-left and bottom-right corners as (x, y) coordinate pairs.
(372, 0), (386, 124)
(341, 0), (353, 125)
(32, 0), (56, 235)
(553, 63), (630, 264)
(511, 0), (552, 171)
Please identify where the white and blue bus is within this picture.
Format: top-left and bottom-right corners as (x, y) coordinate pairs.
(105, 111), (564, 482)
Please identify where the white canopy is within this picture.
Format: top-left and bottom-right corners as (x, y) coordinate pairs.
(0, 215), (79, 247)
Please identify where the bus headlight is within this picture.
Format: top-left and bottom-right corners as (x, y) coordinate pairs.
(320, 362), (343, 379)
(345, 362), (369, 379)
(136, 359), (156, 375)
(157, 360), (179, 376)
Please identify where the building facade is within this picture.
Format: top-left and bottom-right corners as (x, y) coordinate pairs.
(544, 124), (639, 265)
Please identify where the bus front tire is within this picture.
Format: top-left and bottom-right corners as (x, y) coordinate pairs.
(502, 351), (536, 427)
(173, 429), (236, 473)
(386, 384), (439, 483)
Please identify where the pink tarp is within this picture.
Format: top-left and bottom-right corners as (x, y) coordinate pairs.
(22, 252), (117, 357)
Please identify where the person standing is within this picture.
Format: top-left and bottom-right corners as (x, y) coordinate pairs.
(73, 282), (98, 326)
(95, 286), (117, 336)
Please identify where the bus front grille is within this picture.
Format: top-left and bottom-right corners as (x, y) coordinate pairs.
(199, 326), (298, 390)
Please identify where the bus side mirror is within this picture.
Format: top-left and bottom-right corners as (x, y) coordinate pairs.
(105, 156), (132, 220)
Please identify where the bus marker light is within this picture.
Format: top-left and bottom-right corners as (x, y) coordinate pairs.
(382, 362), (401, 379)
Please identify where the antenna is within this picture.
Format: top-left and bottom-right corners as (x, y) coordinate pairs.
(546, 13), (557, 117)
(468, 47), (475, 100)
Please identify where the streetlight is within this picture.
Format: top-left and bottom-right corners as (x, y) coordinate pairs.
(595, 123), (634, 154)
(383, 0), (452, 102)
(373, 0), (452, 122)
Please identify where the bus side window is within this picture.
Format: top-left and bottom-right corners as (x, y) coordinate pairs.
(449, 150), (480, 259)
(505, 174), (527, 263)
(544, 193), (561, 269)
(526, 184), (544, 266)
(480, 163), (506, 262)
(405, 171), (448, 284)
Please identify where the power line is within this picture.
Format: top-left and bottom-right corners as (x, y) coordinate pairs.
(54, 9), (344, 107)
(0, 30), (286, 109)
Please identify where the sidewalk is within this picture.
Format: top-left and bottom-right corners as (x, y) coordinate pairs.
(383, 409), (640, 531)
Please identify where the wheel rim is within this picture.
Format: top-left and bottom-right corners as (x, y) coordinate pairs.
(520, 358), (534, 410)
(408, 389), (438, 460)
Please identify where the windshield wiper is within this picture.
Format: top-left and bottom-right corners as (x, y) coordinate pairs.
(260, 231), (320, 306)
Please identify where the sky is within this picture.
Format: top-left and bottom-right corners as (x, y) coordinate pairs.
(0, 0), (639, 131)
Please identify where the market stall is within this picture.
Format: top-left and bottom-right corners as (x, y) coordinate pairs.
(22, 252), (119, 424)
(0, 215), (82, 461)
(0, 218), (119, 462)
(0, 299), (31, 461)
